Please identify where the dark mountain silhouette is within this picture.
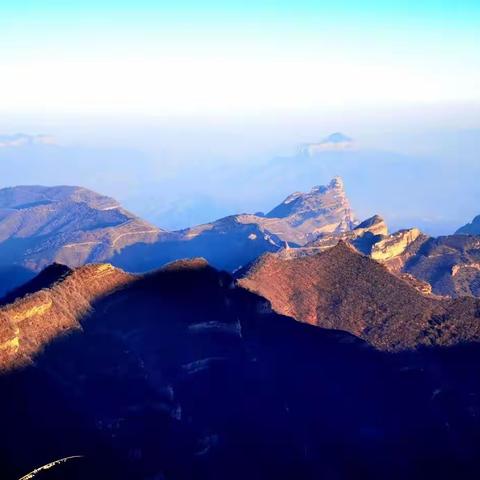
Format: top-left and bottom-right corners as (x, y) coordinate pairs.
(1, 259), (480, 479)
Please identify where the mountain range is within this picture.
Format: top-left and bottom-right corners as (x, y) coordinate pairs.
(1, 175), (480, 477)
(0, 178), (479, 302)
(2, 258), (480, 478)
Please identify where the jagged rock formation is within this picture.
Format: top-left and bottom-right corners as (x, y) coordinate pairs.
(370, 228), (424, 261)
(456, 215), (480, 235)
(263, 177), (357, 242)
(238, 242), (480, 351)
(112, 177), (357, 273)
(0, 185), (165, 294)
(303, 214), (387, 255)
(2, 260), (480, 478)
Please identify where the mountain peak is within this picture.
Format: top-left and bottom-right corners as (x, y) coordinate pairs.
(299, 133), (354, 155)
(322, 132), (353, 144)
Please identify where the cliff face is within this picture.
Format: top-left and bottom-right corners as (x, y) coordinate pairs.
(238, 242), (480, 351)
(264, 177), (357, 242)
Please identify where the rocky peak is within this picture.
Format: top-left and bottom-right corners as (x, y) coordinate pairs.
(371, 228), (422, 262)
(354, 215), (388, 237)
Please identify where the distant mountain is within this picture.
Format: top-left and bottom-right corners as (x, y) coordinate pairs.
(238, 241), (480, 351)
(3, 260), (480, 478)
(0, 185), (165, 295)
(456, 215), (480, 235)
(0, 133), (55, 148)
(299, 132), (354, 155)
(111, 177), (357, 272)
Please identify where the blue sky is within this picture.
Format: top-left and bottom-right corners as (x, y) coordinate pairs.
(0, 0), (479, 114)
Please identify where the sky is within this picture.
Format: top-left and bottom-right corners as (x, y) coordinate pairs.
(0, 1), (479, 115)
(0, 1), (479, 235)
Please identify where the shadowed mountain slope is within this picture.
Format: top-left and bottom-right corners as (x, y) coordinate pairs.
(1, 260), (480, 479)
(238, 242), (480, 351)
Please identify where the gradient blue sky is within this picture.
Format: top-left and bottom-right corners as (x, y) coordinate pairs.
(0, 1), (479, 114)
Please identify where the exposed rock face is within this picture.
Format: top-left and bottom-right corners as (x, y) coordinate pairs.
(264, 177), (357, 242)
(112, 177), (357, 272)
(370, 228), (423, 261)
(2, 260), (480, 478)
(456, 215), (480, 235)
(0, 185), (165, 293)
(238, 242), (480, 351)
(354, 214), (388, 237)
(303, 214), (387, 255)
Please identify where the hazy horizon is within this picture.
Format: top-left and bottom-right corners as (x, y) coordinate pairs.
(0, 1), (479, 235)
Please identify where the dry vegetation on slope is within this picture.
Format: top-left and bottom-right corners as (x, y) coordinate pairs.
(239, 242), (480, 351)
(0, 263), (134, 370)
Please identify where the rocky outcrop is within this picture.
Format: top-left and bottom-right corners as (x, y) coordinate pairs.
(238, 242), (480, 351)
(370, 228), (423, 261)
(264, 177), (357, 243)
(302, 214), (387, 255)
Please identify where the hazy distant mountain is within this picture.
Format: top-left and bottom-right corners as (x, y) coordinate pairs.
(456, 215), (480, 235)
(0, 133), (55, 148)
(0, 185), (165, 295)
(112, 177), (356, 272)
(3, 259), (480, 478)
(299, 132), (354, 155)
